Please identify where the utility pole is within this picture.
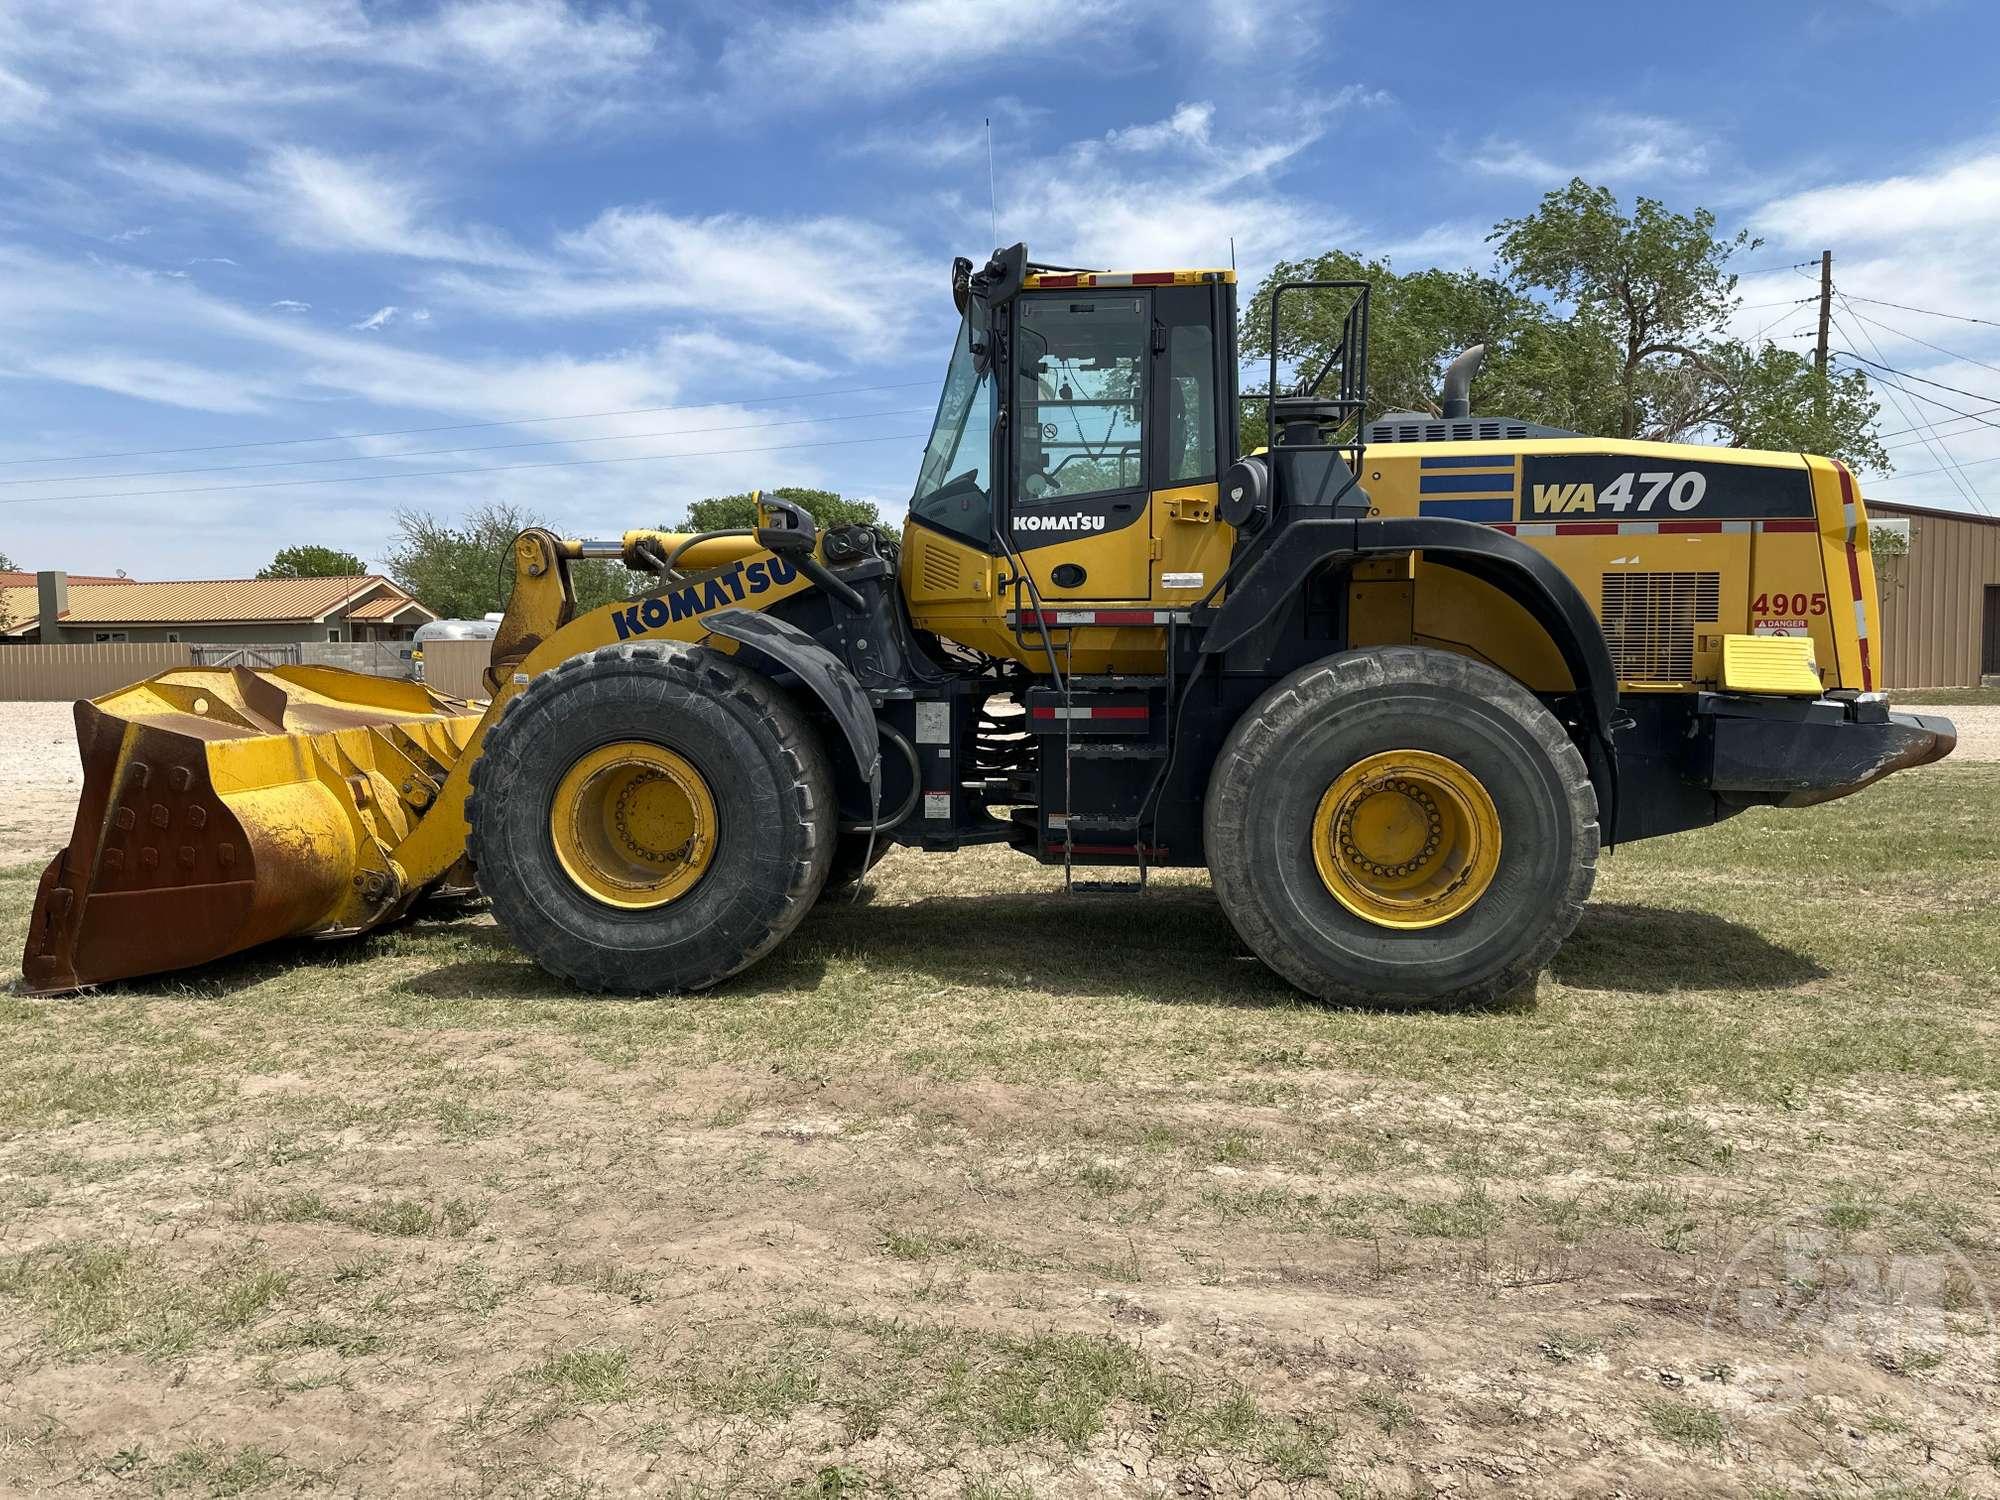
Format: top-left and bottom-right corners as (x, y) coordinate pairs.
(1814, 250), (1833, 376)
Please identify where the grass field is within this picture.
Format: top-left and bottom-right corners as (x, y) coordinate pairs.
(1, 764), (1996, 1497)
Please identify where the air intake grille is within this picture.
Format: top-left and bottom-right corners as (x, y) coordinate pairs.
(1600, 572), (1721, 682)
(919, 540), (963, 596)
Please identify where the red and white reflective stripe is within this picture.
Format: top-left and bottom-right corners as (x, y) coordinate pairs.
(1031, 271), (1179, 289)
(1011, 609), (1176, 626)
(1834, 462), (1873, 690)
(1491, 520), (1754, 537)
(1030, 705), (1147, 721)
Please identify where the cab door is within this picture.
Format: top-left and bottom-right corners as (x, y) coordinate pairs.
(1005, 290), (1155, 600)
(1147, 284), (1234, 604)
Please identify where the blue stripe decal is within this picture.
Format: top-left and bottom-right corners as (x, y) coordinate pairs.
(1419, 498), (1514, 522)
(1419, 472), (1514, 494)
(1420, 454), (1516, 469)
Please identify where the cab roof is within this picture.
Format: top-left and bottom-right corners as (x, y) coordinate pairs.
(1020, 268), (1236, 290)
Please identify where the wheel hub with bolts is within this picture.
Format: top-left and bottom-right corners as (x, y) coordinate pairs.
(549, 740), (717, 909)
(1311, 749), (1501, 929)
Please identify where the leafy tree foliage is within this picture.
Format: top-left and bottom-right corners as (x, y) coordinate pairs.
(384, 503), (643, 619)
(678, 487), (897, 538)
(0, 550), (18, 572)
(1243, 180), (1884, 470)
(256, 544), (367, 579)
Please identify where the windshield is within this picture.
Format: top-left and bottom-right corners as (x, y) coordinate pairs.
(909, 314), (994, 547)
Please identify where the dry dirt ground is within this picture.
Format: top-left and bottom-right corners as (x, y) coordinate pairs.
(0, 703), (1996, 1498)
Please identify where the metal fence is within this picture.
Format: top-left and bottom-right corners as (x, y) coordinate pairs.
(418, 640), (493, 701)
(0, 643), (194, 701)
(0, 640), (453, 701)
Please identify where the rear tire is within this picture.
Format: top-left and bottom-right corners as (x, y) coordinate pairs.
(1204, 647), (1598, 1007)
(468, 642), (835, 992)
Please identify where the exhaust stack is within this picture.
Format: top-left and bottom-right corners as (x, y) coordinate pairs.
(1440, 344), (1486, 420)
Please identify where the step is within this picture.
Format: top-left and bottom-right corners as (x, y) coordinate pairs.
(1064, 741), (1167, 760)
(1068, 880), (1147, 895)
(1046, 814), (1143, 832)
(1065, 674), (1168, 690)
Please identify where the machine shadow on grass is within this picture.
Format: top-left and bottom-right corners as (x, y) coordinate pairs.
(4, 883), (1824, 1009)
(373, 886), (1823, 1012)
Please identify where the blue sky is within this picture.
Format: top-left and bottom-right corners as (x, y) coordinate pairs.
(1, 0), (1996, 578)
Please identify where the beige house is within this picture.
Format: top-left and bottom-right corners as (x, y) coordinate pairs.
(1, 571), (436, 646)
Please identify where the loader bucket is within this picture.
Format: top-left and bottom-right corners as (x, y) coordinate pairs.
(21, 666), (484, 995)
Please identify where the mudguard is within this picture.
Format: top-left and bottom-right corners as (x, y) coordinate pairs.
(1199, 515), (1622, 744)
(703, 608), (882, 813)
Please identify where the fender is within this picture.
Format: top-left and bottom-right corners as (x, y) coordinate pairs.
(703, 608), (882, 815)
(1198, 515), (1621, 745)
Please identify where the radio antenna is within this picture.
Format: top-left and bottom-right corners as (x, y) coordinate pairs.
(986, 117), (997, 248)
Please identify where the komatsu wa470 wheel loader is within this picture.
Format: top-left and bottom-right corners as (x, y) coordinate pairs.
(24, 247), (1957, 1005)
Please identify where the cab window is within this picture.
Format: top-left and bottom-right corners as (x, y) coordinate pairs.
(1014, 294), (1147, 502)
(909, 315), (994, 546)
(1164, 318), (1216, 482)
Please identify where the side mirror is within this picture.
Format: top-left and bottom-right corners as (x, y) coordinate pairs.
(755, 494), (818, 556)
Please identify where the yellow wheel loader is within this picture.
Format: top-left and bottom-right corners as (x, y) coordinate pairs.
(22, 246), (1957, 1005)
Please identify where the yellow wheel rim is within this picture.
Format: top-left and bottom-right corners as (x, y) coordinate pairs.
(1311, 749), (1501, 930)
(549, 741), (717, 909)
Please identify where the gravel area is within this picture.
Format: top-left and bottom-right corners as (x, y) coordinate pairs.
(0, 701), (85, 866)
(2, 698), (1993, 870)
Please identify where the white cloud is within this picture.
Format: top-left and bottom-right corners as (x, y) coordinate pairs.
(1469, 113), (1713, 185)
(436, 206), (929, 352)
(0, 62), (50, 126)
(991, 100), (1345, 274)
(263, 147), (538, 267)
(0, 0), (670, 141)
(1756, 148), (2000, 244)
(353, 305), (399, 332)
(269, 298), (311, 312)
(723, 0), (1127, 100)
(17, 351), (281, 414)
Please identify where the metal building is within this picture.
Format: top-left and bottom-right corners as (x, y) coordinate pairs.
(1868, 500), (2000, 689)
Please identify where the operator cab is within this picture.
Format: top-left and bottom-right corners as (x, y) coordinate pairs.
(908, 245), (1239, 576)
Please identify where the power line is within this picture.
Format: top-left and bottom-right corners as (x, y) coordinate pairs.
(1841, 294), (2000, 330)
(0, 379), (937, 470)
(0, 406), (932, 489)
(1835, 355), (2000, 431)
(1831, 347), (2000, 409)
(1843, 309), (2000, 379)
(1864, 447), (2000, 485)
(1833, 306), (1990, 516)
(0, 430), (931, 509)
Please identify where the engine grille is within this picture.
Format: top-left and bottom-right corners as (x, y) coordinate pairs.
(1600, 572), (1721, 682)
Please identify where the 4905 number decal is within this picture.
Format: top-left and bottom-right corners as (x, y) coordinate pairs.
(1751, 592), (1828, 617)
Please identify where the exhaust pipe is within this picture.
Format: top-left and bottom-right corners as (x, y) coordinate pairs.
(1440, 344), (1486, 420)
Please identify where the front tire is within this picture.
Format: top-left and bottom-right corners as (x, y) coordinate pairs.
(1203, 647), (1598, 1007)
(467, 642), (836, 992)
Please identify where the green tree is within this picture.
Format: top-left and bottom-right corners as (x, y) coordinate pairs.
(1243, 180), (1882, 469)
(0, 550), (17, 572)
(1492, 179), (1883, 464)
(679, 487), (897, 538)
(256, 544), (367, 579)
(383, 503), (645, 619)
(1242, 252), (1538, 441)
